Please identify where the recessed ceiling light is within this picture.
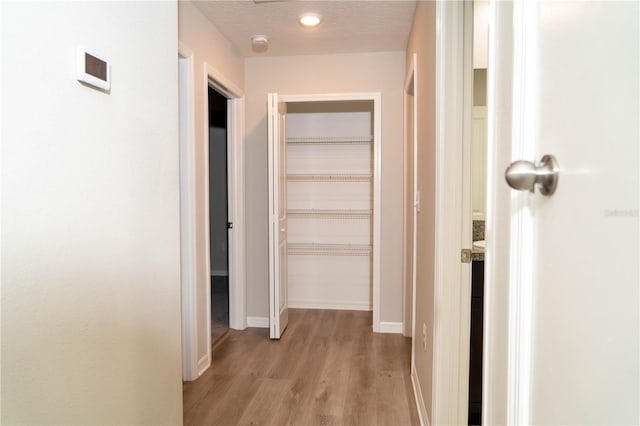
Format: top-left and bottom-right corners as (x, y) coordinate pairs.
(299, 13), (321, 28)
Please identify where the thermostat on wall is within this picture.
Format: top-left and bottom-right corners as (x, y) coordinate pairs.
(77, 46), (110, 91)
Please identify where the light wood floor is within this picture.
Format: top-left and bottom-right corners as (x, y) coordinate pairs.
(183, 309), (420, 426)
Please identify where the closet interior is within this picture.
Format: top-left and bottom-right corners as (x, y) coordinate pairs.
(285, 100), (375, 311)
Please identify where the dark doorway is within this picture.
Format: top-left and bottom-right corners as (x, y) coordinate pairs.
(468, 260), (484, 425)
(208, 86), (229, 344)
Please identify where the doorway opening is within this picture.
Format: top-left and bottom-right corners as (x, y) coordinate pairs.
(467, 1), (489, 424)
(179, 53), (246, 380)
(208, 86), (230, 344)
(267, 92), (382, 338)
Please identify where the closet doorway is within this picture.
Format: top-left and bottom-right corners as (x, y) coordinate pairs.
(208, 87), (229, 344)
(267, 93), (382, 338)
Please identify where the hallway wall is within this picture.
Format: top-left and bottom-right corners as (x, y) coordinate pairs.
(1, 1), (182, 423)
(406, 1), (438, 424)
(244, 51), (406, 324)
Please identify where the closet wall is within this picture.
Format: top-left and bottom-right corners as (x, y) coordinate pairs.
(287, 101), (374, 310)
(244, 51), (406, 324)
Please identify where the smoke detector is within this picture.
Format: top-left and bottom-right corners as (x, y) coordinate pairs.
(250, 34), (269, 53)
(251, 34), (269, 47)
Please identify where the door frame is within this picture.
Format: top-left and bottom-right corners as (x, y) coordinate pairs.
(431, 1), (473, 424)
(278, 92), (382, 332)
(403, 54), (418, 343)
(203, 62), (246, 340)
(178, 44), (198, 381)
(178, 43), (246, 380)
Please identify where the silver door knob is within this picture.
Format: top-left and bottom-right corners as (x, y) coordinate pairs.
(505, 154), (559, 195)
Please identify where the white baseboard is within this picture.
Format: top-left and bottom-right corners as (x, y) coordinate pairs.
(288, 299), (371, 311)
(246, 316), (269, 328)
(197, 354), (210, 377)
(210, 269), (228, 277)
(378, 321), (403, 333)
(412, 364), (429, 426)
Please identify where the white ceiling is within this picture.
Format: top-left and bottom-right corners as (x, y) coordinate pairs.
(192, 0), (417, 57)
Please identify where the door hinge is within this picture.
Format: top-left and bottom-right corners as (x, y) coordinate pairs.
(461, 249), (472, 263)
(227, 222), (233, 229)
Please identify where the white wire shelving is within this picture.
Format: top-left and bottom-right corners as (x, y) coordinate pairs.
(287, 136), (373, 145)
(287, 243), (372, 257)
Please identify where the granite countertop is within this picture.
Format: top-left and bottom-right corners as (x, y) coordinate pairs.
(472, 219), (485, 261)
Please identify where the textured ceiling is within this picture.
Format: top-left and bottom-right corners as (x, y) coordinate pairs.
(192, 1), (417, 57)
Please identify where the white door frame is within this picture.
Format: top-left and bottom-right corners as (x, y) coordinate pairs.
(178, 44), (246, 380)
(279, 92), (382, 332)
(403, 54), (418, 344)
(203, 63), (246, 341)
(431, 1), (473, 424)
(178, 44), (198, 381)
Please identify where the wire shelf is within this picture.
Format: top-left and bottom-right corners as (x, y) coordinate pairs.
(288, 209), (372, 219)
(287, 136), (373, 145)
(287, 243), (372, 257)
(287, 173), (372, 182)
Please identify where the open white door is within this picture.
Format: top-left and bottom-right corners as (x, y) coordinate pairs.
(267, 93), (289, 339)
(485, 1), (639, 424)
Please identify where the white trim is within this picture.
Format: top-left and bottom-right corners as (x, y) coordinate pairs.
(505, 1), (537, 423)
(432, 1), (467, 425)
(378, 322), (403, 334)
(203, 62), (247, 340)
(372, 93), (382, 334)
(204, 62), (243, 99)
(178, 44), (199, 381)
(482, 1), (513, 423)
(210, 269), (229, 277)
(246, 316), (270, 328)
(288, 300), (371, 311)
(412, 363), (430, 426)
(279, 92), (382, 333)
(197, 354), (210, 377)
(227, 96), (247, 331)
(179, 58), (246, 380)
(202, 65), (212, 371)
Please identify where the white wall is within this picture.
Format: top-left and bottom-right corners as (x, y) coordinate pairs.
(1, 1), (182, 424)
(178, 1), (244, 369)
(244, 51), (406, 323)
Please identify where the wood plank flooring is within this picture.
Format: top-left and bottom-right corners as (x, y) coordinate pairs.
(183, 309), (420, 426)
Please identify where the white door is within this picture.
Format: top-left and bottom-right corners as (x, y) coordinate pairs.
(267, 93), (289, 339)
(485, 1), (639, 424)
